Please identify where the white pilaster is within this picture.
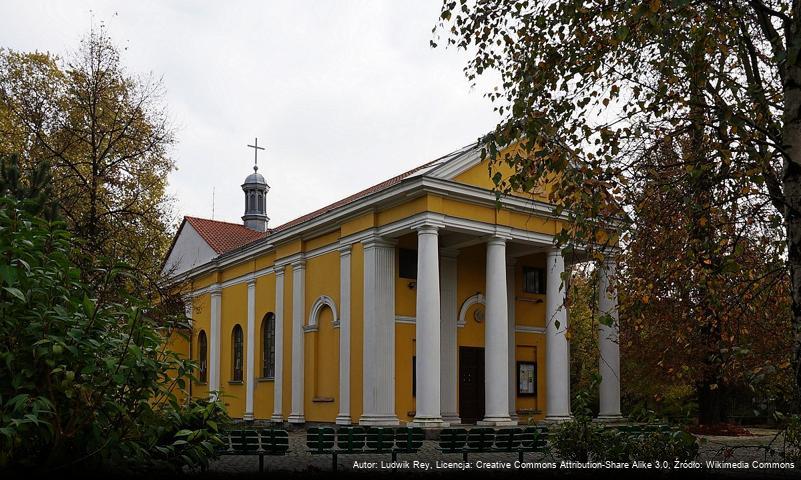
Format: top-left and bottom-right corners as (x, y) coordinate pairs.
(598, 259), (623, 420)
(507, 258), (518, 421)
(410, 225), (447, 427)
(545, 249), (571, 421)
(440, 249), (460, 424)
(336, 245), (353, 425)
(244, 280), (256, 420)
(479, 237), (515, 426)
(288, 259), (306, 424)
(359, 235), (399, 426)
(270, 268), (285, 423)
(209, 284), (222, 400)
(184, 296), (194, 326)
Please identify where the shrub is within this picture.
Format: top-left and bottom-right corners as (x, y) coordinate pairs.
(551, 376), (699, 462)
(0, 194), (228, 472)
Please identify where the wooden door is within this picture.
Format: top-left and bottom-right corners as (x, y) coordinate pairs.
(459, 346), (485, 423)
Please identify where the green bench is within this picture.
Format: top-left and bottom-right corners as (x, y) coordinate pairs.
(306, 426), (424, 471)
(438, 426), (549, 461)
(217, 428), (290, 472)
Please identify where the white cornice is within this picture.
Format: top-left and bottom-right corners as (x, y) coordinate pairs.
(170, 174), (609, 289)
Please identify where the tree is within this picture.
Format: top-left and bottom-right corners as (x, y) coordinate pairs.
(0, 24), (175, 298)
(436, 0), (801, 413)
(619, 139), (793, 422)
(0, 166), (227, 472)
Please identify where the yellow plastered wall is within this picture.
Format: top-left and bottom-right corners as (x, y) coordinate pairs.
(341, 212), (375, 238)
(305, 307), (338, 421)
(457, 244), (487, 349)
(304, 250), (340, 421)
(514, 334), (546, 421)
(394, 233), (417, 318)
(452, 144), (554, 203)
(164, 328), (191, 403)
(220, 282), (247, 415)
(191, 293), (210, 400)
(377, 197), (427, 227)
(514, 253), (548, 329)
(396, 324), (415, 421)
(512, 253), (548, 420)
(254, 273), (276, 419)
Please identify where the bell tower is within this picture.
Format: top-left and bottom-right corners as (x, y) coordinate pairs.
(242, 137), (270, 232)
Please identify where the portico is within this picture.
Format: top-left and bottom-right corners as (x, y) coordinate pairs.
(354, 213), (621, 427)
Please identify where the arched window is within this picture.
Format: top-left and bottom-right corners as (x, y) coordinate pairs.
(198, 330), (208, 383)
(232, 325), (243, 382)
(262, 313), (276, 378)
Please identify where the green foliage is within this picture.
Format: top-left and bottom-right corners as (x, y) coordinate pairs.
(551, 377), (699, 462)
(0, 192), (228, 472)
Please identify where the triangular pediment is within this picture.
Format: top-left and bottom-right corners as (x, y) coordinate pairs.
(429, 143), (550, 201)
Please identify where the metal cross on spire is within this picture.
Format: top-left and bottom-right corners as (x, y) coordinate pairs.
(247, 137), (266, 172)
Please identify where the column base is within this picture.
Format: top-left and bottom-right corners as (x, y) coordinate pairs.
(335, 414), (353, 425)
(478, 416), (517, 426)
(243, 413), (254, 421)
(595, 414), (625, 423)
(408, 417), (449, 428)
(543, 415), (574, 424)
(358, 414), (400, 426)
(442, 414), (461, 425)
(287, 414), (306, 424)
(270, 413), (284, 423)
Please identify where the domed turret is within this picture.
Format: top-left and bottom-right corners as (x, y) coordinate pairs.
(242, 138), (270, 232)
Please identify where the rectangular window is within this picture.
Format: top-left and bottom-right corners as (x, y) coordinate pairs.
(523, 267), (546, 294)
(399, 248), (417, 279)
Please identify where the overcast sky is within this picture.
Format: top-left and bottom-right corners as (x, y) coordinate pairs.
(2, 1), (499, 228)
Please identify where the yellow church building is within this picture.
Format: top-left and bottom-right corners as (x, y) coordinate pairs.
(163, 142), (622, 427)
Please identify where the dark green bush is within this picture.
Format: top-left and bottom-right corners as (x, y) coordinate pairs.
(551, 376), (699, 462)
(0, 193), (229, 472)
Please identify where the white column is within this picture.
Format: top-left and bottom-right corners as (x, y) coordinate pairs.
(336, 245), (353, 425)
(545, 249), (571, 421)
(209, 284), (222, 400)
(480, 237), (515, 425)
(507, 258), (518, 421)
(270, 268), (285, 423)
(411, 225), (447, 427)
(359, 236), (399, 426)
(288, 259), (306, 424)
(598, 259), (623, 420)
(244, 280), (256, 420)
(440, 249), (460, 424)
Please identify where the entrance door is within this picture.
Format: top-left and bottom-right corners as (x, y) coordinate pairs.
(459, 346), (485, 423)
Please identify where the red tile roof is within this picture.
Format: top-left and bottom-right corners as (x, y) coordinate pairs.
(179, 143), (476, 257)
(270, 157), (443, 233)
(184, 216), (268, 254)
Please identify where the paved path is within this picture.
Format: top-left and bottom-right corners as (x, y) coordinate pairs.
(197, 428), (801, 477)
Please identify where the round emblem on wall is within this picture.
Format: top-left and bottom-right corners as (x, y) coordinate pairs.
(473, 307), (485, 323)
